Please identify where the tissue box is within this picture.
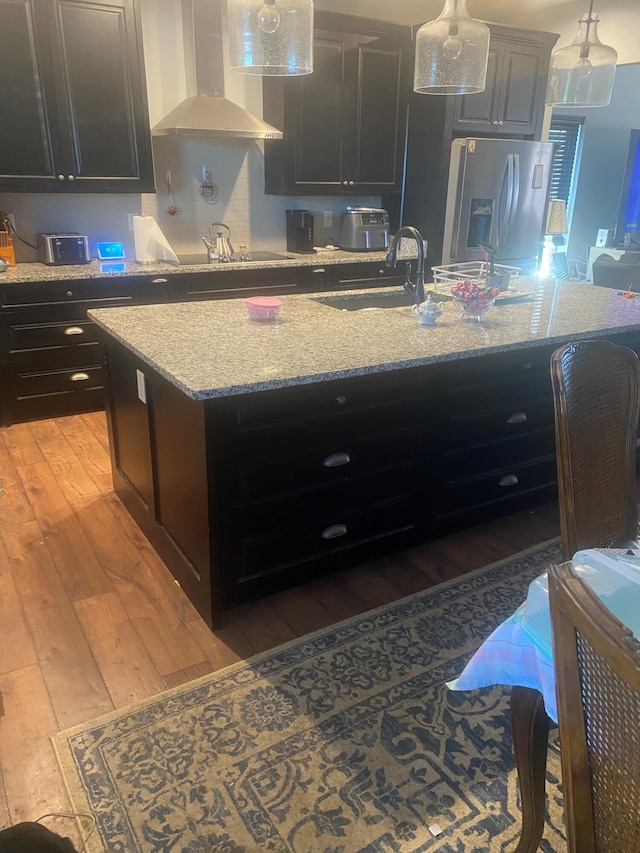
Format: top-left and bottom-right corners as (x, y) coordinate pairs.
(521, 549), (640, 657)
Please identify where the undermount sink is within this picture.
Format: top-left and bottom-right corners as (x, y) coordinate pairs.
(313, 291), (415, 311)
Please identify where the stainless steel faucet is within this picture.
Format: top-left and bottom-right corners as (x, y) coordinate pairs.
(385, 226), (426, 305)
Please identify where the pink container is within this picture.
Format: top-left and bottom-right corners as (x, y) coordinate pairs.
(245, 296), (282, 321)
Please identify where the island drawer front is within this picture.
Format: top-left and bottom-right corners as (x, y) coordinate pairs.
(440, 427), (556, 481)
(12, 361), (104, 397)
(217, 369), (425, 435)
(225, 422), (422, 502)
(0, 280), (138, 308)
(5, 318), (101, 353)
(3, 360), (104, 423)
(438, 456), (557, 514)
(228, 496), (418, 589)
(443, 393), (556, 448)
(441, 344), (557, 393)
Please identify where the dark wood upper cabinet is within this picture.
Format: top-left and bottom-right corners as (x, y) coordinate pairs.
(451, 28), (559, 136)
(263, 12), (411, 196)
(0, 0), (154, 193)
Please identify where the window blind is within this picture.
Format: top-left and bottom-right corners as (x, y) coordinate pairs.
(548, 117), (584, 204)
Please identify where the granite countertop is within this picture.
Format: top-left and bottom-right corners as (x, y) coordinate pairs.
(0, 248), (404, 284)
(88, 278), (640, 401)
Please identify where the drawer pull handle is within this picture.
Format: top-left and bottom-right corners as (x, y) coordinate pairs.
(312, 268), (327, 274)
(70, 372), (90, 382)
(321, 523), (348, 540)
(499, 474), (519, 488)
(66, 290), (73, 297)
(323, 452), (351, 468)
(507, 411), (528, 424)
(64, 326), (84, 336)
(335, 395), (347, 406)
(151, 277), (168, 284)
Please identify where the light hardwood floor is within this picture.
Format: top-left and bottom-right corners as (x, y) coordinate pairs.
(0, 411), (560, 846)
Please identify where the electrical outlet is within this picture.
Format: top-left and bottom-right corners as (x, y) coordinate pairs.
(323, 210), (333, 227)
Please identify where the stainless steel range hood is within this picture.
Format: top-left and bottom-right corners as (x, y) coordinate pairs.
(152, 0), (283, 140)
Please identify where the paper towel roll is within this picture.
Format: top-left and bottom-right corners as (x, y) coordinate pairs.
(133, 215), (179, 265)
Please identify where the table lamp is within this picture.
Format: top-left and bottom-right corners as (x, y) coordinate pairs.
(546, 199), (569, 247)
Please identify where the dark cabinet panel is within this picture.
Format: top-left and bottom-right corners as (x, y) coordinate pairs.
(264, 12), (410, 195)
(452, 36), (556, 136)
(0, 0), (154, 192)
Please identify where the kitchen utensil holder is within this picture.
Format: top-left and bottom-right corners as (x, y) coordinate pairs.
(0, 235), (16, 266)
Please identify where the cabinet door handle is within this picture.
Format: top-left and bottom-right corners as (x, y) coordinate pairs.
(321, 523), (348, 540)
(58, 174), (65, 181)
(66, 290), (73, 297)
(507, 411), (528, 424)
(312, 268), (326, 274)
(342, 181), (349, 186)
(70, 372), (90, 382)
(498, 474), (519, 487)
(322, 452), (351, 468)
(151, 277), (168, 284)
(68, 175), (75, 181)
(64, 326), (84, 336)
(348, 180), (354, 186)
(497, 120), (504, 126)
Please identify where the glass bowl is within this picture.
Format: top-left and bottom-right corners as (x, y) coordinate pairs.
(450, 281), (499, 321)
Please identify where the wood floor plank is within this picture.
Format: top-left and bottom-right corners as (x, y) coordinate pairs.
(0, 434), (36, 526)
(183, 616), (242, 672)
(0, 535), (38, 675)
(1, 523), (114, 728)
(72, 493), (208, 677)
(163, 661), (214, 690)
(15, 461), (111, 602)
(79, 410), (111, 451)
(74, 592), (167, 708)
(29, 419), (105, 505)
(0, 666), (79, 841)
(54, 415), (113, 478)
(1, 422), (46, 467)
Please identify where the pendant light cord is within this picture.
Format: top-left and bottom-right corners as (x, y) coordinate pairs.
(581, 0), (595, 59)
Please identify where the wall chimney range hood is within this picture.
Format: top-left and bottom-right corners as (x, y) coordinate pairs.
(152, 0), (283, 140)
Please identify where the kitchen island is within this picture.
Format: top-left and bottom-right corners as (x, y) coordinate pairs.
(90, 279), (640, 627)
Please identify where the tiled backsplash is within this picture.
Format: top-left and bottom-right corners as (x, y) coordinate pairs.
(0, 138), (381, 264)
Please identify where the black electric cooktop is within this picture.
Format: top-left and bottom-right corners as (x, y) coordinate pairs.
(176, 251), (293, 266)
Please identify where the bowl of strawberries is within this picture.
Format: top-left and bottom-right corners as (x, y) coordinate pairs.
(450, 280), (500, 321)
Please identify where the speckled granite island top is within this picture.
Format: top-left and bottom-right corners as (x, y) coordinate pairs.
(0, 248), (402, 283)
(89, 279), (640, 401)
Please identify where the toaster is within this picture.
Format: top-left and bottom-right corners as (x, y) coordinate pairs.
(38, 233), (91, 265)
(338, 208), (390, 251)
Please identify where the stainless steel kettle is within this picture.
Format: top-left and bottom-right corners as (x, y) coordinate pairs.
(202, 222), (236, 263)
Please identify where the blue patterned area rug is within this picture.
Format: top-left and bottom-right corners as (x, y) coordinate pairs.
(53, 539), (565, 853)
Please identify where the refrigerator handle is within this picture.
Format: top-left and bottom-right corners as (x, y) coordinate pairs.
(496, 158), (511, 248)
(505, 154), (520, 242)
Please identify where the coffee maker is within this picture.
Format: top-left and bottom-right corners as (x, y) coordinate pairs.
(286, 210), (315, 254)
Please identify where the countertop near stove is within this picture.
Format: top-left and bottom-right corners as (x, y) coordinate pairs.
(0, 248), (407, 284)
(89, 278), (640, 401)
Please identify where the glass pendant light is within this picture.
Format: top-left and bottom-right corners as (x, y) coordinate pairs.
(545, 1), (617, 107)
(413, 0), (490, 95)
(228, 0), (313, 76)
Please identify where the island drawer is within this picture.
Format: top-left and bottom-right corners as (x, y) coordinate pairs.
(224, 422), (422, 502)
(442, 392), (556, 448)
(216, 369), (425, 435)
(440, 344), (557, 393)
(437, 455), (557, 516)
(226, 495), (419, 596)
(440, 427), (556, 481)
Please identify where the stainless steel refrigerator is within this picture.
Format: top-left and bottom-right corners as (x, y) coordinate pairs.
(441, 137), (555, 270)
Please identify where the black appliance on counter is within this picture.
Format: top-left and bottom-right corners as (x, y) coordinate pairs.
(286, 210), (315, 253)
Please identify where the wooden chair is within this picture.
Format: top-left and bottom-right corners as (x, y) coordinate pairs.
(549, 560), (640, 852)
(550, 339), (640, 561)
